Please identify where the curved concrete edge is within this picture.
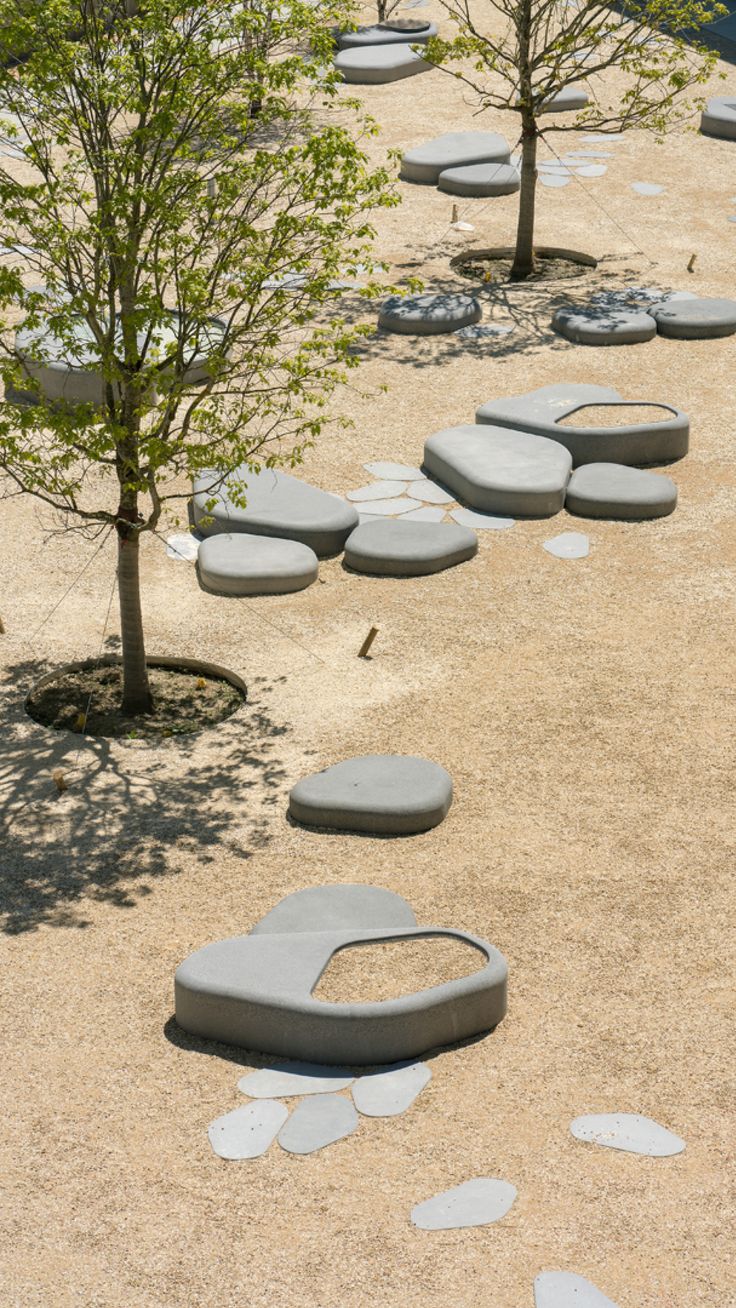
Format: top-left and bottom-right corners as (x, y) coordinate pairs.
(335, 49), (432, 84)
(552, 312), (657, 347)
(343, 536), (478, 577)
(335, 22), (437, 50)
(378, 299), (482, 336)
(699, 100), (736, 141)
(437, 168), (520, 198)
(422, 431), (572, 518)
(251, 885), (418, 935)
(288, 785), (453, 835)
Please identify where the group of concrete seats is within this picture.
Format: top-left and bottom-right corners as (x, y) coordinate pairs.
(553, 296), (736, 345)
(400, 130), (519, 199)
(333, 18), (436, 84)
(699, 96), (736, 141)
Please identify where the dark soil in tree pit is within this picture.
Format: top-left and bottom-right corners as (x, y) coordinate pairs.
(453, 255), (592, 285)
(27, 663), (245, 739)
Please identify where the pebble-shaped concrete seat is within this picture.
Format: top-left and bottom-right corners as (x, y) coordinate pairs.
(475, 383), (689, 467)
(565, 463), (677, 520)
(540, 86), (589, 112)
(553, 305), (657, 346)
(424, 424), (572, 517)
(648, 295), (736, 339)
(379, 292), (481, 335)
(198, 533), (318, 595)
(699, 96), (736, 141)
(335, 20), (437, 49)
(335, 43), (431, 83)
(344, 518), (477, 576)
(438, 162), (520, 197)
(400, 131), (511, 184)
(289, 754), (452, 834)
(192, 467), (358, 556)
(174, 884), (509, 1064)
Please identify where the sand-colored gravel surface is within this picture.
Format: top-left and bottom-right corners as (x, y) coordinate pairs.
(1, 10), (735, 1307)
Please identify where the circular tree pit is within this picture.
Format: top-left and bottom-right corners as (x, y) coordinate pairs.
(451, 245), (597, 285)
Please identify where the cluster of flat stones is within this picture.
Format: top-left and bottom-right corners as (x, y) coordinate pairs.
(553, 293), (736, 345)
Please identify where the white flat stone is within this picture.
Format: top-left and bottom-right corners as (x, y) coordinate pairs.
(208, 1100), (289, 1160)
(581, 133), (624, 141)
(631, 181), (664, 195)
(411, 1177), (517, 1230)
(570, 1112), (685, 1156)
(277, 1093), (359, 1154)
(346, 480), (408, 501)
(562, 150), (613, 158)
(402, 506), (447, 522)
(574, 163), (607, 177)
(166, 533), (200, 561)
(450, 507), (515, 530)
(408, 479), (454, 504)
(534, 1272), (621, 1307)
(543, 531), (589, 559)
(539, 173), (571, 188)
(350, 496), (424, 516)
(455, 323), (514, 339)
(352, 1060), (431, 1117)
(238, 1062), (355, 1098)
(364, 461), (425, 480)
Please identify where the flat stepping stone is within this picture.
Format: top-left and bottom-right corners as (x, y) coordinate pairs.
(574, 163), (607, 177)
(544, 531), (589, 559)
(438, 162), (520, 197)
(553, 306), (657, 346)
(289, 754), (453, 833)
(197, 533), (318, 595)
(238, 1062), (355, 1098)
(352, 1061), (431, 1117)
(208, 1100), (288, 1160)
(541, 87), (589, 112)
(411, 1178), (517, 1230)
(400, 131), (511, 184)
(631, 181), (663, 195)
(424, 424), (572, 517)
(335, 44), (431, 84)
(379, 292), (481, 335)
(336, 20), (436, 49)
(166, 532), (200, 561)
(364, 461), (425, 480)
(192, 467), (357, 557)
(346, 479), (408, 501)
(344, 519), (477, 577)
(403, 506), (447, 522)
(700, 96), (736, 140)
(352, 496), (424, 516)
(648, 295), (736, 339)
(539, 173), (571, 188)
(565, 463), (677, 520)
(450, 507), (515, 530)
(277, 1094), (358, 1154)
(407, 478), (454, 504)
(534, 1272), (620, 1307)
(570, 1112), (685, 1156)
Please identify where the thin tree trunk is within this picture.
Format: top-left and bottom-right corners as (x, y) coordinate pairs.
(116, 513), (152, 716)
(511, 123), (538, 280)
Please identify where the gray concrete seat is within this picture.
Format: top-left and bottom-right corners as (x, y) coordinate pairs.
(175, 884), (508, 1064)
(475, 383), (689, 467)
(424, 424), (572, 517)
(289, 754), (452, 834)
(438, 162), (520, 197)
(198, 533), (318, 595)
(565, 463), (677, 520)
(648, 296), (736, 339)
(379, 292), (481, 335)
(700, 96), (736, 141)
(540, 86), (589, 112)
(336, 20), (436, 49)
(400, 131), (511, 184)
(335, 43), (431, 83)
(553, 305), (657, 346)
(344, 518), (477, 576)
(192, 467), (358, 557)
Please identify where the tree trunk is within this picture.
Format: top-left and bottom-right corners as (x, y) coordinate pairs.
(511, 124), (538, 280)
(117, 516), (153, 716)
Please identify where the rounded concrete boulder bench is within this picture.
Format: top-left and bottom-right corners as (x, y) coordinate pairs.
(400, 131), (511, 185)
(648, 296), (736, 339)
(424, 424), (572, 517)
(336, 20), (437, 49)
(553, 305), (657, 346)
(198, 533), (319, 595)
(174, 884), (508, 1064)
(700, 97), (736, 141)
(192, 467), (358, 557)
(540, 86), (589, 113)
(438, 161), (520, 197)
(335, 43), (431, 84)
(475, 383), (689, 466)
(378, 292), (481, 335)
(289, 754), (452, 835)
(344, 518), (477, 576)
(565, 463), (677, 520)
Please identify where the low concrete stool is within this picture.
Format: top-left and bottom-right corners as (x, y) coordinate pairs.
(700, 97), (736, 141)
(475, 383), (690, 466)
(344, 518), (477, 576)
(192, 467), (358, 557)
(379, 292), (481, 335)
(289, 754), (452, 834)
(174, 884), (509, 1064)
(565, 463), (677, 520)
(553, 305), (657, 346)
(424, 424), (572, 516)
(336, 20), (437, 49)
(648, 296), (736, 339)
(438, 162), (520, 197)
(198, 533), (319, 595)
(335, 43), (431, 83)
(400, 131), (511, 184)
(540, 86), (589, 112)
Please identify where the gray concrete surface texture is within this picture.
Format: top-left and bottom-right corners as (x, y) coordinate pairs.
(400, 131), (511, 184)
(288, 754), (453, 833)
(343, 519), (477, 577)
(424, 424), (573, 517)
(335, 43), (432, 82)
(378, 292), (482, 335)
(197, 533), (319, 595)
(191, 467), (358, 556)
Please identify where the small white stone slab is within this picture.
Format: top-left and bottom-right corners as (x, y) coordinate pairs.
(408, 479), (455, 504)
(631, 181), (664, 196)
(543, 531), (589, 559)
(352, 1061), (431, 1117)
(581, 133), (624, 142)
(364, 461), (425, 481)
(574, 164), (607, 177)
(455, 323), (514, 340)
(570, 1112), (685, 1156)
(402, 506), (447, 522)
(539, 173), (571, 188)
(238, 1062), (355, 1098)
(346, 480), (408, 501)
(538, 162), (573, 174)
(451, 221), (475, 232)
(534, 1272), (620, 1307)
(350, 496), (424, 516)
(166, 532), (200, 561)
(411, 1177), (517, 1230)
(451, 507), (515, 530)
(208, 1100), (288, 1160)
(277, 1093), (359, 1155)
(563, 150), (613, 159)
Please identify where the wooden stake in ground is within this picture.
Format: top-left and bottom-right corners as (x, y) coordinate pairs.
(358, 627), (379, 658)
(687, 253), (697, 273)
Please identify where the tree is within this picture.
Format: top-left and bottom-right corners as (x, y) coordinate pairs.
(426, 0), (723, 278)
(0, 0), (396, 715)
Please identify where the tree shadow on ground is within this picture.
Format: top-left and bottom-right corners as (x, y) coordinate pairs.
(0, 657), (292, 935)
